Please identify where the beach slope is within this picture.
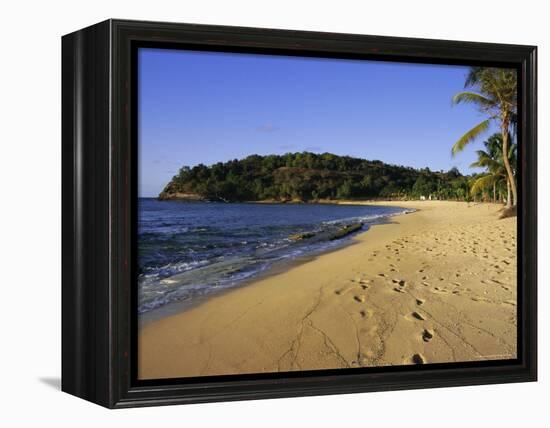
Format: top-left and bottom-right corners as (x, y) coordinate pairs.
(139, 201), (517, 379)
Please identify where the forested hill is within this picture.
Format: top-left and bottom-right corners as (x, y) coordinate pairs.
(158, 152), (472, 202)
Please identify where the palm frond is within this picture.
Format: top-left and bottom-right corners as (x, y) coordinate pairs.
(464, 67), (485, 88)
(474, 149), (492, 161)
(470, 155), (489, 169)
(470, 174), (497, 195)
(469, 161), (484, 168)
(470, 150), (502, 172)
(452, 91), (493, 107)
(452, 119), (491, 157)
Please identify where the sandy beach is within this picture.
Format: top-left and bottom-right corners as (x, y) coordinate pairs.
(138, 200), (517, 379)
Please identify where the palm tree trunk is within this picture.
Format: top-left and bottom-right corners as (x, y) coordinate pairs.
(493, 182), (496, 203)
(506, 178), (511, 207)
(501, 120), (517, 207)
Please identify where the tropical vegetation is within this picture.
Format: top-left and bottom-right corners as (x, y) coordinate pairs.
(159, 152), (473, 202)
(469, 133), (517, 204)
(451, 67), (518, 207)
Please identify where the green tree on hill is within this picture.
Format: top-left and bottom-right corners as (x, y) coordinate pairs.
(158, 152), (475, 203)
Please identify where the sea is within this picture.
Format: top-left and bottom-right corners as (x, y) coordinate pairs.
(138, 199), (412, 315)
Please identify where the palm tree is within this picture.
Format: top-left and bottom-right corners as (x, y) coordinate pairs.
(469, 134), (516, 204)
(451, 67), (517, 207)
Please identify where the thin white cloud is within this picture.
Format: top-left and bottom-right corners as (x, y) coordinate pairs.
(304, 146), (322, 152)
(256, 123), (279, 133)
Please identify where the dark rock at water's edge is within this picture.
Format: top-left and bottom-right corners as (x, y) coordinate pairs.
(329, 223), (364, 240)
(288, 222), (364, 243)
(157, 191), (205, 201)
(289, 231), (316, 241)
(158, 190), (230, 203)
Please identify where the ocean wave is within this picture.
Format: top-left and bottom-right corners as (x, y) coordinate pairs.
(322, 208), (415, 225)
(138, 257), (273, 313)
(139, 258), (210, 280)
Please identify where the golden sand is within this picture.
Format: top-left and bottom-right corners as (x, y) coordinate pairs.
(138, 201), (517, 379)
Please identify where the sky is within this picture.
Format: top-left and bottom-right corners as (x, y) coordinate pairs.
(138, 48), (499, 197)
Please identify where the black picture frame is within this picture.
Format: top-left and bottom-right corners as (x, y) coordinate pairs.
(61, 19), (537, 408)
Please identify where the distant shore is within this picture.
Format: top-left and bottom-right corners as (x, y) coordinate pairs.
(154, 194), (441, 205)
(138, 200), (517, 379)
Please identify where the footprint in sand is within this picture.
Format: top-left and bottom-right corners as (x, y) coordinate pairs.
(359, 310), (372, 318)
(416, 299), (424, 306)
(392, 279), (406, 287)
(411, 311), (426, 321)
(411, 353), (426, 364)
(422, 329), (434, 342)
(335, 286), (354, 295)
(393, 287), (405, 293)
(354, 295), (366, 303)
(470, 296), (491, 303)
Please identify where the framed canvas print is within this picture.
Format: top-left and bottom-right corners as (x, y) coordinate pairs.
(61, 19), (537, 408)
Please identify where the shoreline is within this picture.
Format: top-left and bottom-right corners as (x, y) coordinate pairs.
(138, 201), (413, 321)
(151, 195), (449, 205)
(139, 236), (365, 326)
(140, 220), (398, 326)
(139, 201), (517, 380)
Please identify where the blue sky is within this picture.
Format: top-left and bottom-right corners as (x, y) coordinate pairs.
(138, 48), (498, 197)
